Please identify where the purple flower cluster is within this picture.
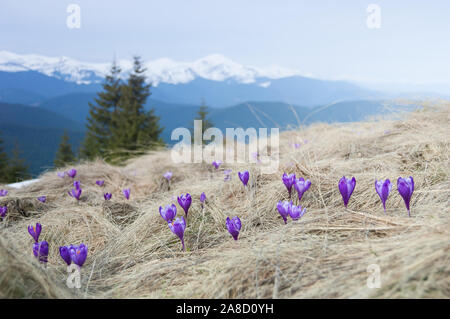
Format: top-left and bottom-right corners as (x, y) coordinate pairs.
(59, 243), (88, 267)
(28, 222), (49, 264)
(276, 201), (307, 224)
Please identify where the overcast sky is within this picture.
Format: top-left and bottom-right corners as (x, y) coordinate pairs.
(1, 0), (450, 91)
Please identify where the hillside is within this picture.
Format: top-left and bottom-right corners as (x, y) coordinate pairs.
(0, 101), (448, 298)
(0, 102), (85, 175)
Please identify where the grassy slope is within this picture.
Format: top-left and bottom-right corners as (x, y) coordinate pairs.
(0, 101), (449, 298)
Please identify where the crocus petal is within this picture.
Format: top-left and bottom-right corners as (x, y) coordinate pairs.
(59, 246), (72, 266)
(397, 176), (414, 215)
(238, 171), (249, 186)
(277, 201), (292, 224)
(169, 217), (186, 250)
(339, 176), (355, 207)
(177, 193), (192, 216)
(226, 216), (241, 240)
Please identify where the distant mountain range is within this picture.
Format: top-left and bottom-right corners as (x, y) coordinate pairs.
(0, 51), (384, 107)
(0, 51), (420, 177)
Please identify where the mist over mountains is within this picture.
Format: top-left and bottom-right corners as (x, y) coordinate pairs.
(0, 51), (418, 176)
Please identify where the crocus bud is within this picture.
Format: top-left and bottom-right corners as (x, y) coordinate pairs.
(212, 161), (222, 169)
(28, 223), (42, 242)
(397, 176), (414, 217)
(200, 192), (206, 204)
(294, 177), (311, 201)
(164, 171), (173, 181)
(160, 203), (177, 223)
(277, 201), (292, 224)
(59, 246), (72, 265)
(282, 173), (296, 198)
(123, 188), (130, 200)
(226, 216), (242, 240)
(96, 180), (105, 187)
(169, 217), (186, 251)
(338, 176), (356, 208)
(238, 171), (249, 187)
(104, 193), (112, 201)
(375, 179), (392, 212)
(74, 181), (81, 190)
(177, 193), (192, 216)
(224, 169), (232, 181)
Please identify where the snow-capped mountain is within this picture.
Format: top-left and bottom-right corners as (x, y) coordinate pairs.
(0, 50), (302, 86)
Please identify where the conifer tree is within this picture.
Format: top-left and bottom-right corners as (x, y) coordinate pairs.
(7, 141), (29, 182)
(82, 60), (122, 159)
(54, 131), (76, 167)
(191, 99), (214, 144)
(0, 132), (10, 182)
(110, 56), (162, 159)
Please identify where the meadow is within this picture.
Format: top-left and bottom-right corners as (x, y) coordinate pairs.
(0, 100), (449, 298)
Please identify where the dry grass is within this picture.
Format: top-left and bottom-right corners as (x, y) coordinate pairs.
(1, 100), (449, 299)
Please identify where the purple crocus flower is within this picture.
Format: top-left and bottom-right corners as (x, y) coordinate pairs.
(123, 188), (130, 200)
(33, 241), (49, 263)
(57, 172), (65, 178)
(397, 176), (414, 217)
(159, 203), (177, 223)
(339, 176), (356, 208)
(282, 173), (296, 198)
(293, 143), (301, 149)
(28, 223), (42, 242)
(68, 188), (82, 201)
(212, 160), (222, 169)
(67, 169), (77, 178)
(375, 179), (392, 212)
(69, 243), (88, 267)
(0, 206), (7, 220)
(104, 193), (112, 201)
(96, 180), (105, 187)
(294, 177), (311, 201)
(290, 205), (306, 220)
(59, 246), (72, 266)
(0, 189), (8, 197)
(238, 171), (249, 187)
(226, 216), (242, 240)
(200, 192), (206, 204)
(74, 180), (81, 190)
(224, 169), (232, 181)
(168, 216), (186, 251)
(177, 193), (192, 216)
(163, 171), (173, 181)
(277, 201), (292, 224)
(37, 196), (46, 203)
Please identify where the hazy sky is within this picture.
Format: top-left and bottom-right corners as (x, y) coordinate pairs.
(1, 0), (450, 90)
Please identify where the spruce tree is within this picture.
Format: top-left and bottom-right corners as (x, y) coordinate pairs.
(82, 60), (122, 159)
(0, 132), (10, 183)
(191, 99), (214, 144)
(110, 56), (162, 160)
(54, 131), (76, 167)
(7, 141), (29, 182)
